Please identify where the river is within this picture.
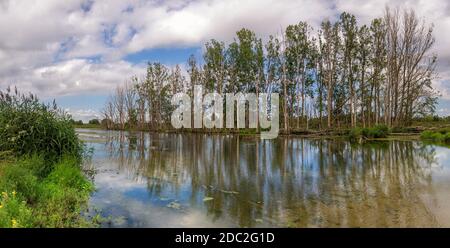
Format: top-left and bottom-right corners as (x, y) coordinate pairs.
(77, 128), (450, 227)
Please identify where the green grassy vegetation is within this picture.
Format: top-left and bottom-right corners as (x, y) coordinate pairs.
(71, 118), (103, 129)
(0, 87), (96, 227)
(420, 129), (450, 145)
(73, 123), (102, 129)
(348, 125), (390, 141)
(0, 156), (94, 227)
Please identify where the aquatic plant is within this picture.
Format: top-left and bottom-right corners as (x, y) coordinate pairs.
(0, 87), (95, 227)
(0, 87), (83, 168)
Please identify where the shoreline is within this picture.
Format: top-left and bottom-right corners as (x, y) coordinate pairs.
(74, 125), (422, 141)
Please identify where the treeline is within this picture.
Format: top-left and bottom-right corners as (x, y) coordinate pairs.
(103, 8), (438, 132)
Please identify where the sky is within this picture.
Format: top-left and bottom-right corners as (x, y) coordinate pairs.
(0, 0), (450, 122)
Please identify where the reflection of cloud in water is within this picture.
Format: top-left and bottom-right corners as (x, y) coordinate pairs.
(420, 146), (450, 226)
(435, 147), (450, 163)
(94, 168), (148, 191)
(80, 129), (450, 227)
(91, 171), (233, 227)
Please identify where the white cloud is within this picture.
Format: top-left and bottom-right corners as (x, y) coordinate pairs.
(123, 0), (334, 53)
(1, 58), (145, 97)
(1, 0), (450, 105)
(67, 108), (101, 122)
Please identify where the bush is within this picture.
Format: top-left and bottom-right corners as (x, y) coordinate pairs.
(348, 127), (363, 141)
(88, 119), (100, 125)
(421, 130), (434, 140)
(0, 87), (83, 164)
(0, 87), (95, 227)
(348, 125), (389, 141)
(367, 125), (389, 138)
(421, 130), (450, 144)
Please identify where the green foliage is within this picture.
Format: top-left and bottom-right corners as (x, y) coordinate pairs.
(348, 125), (390, 141)
(0, 157), (40, 202)
(88, 119), (100, 125)
(421, 130), (450, 144)
(0, 88), (94, 227)
(0, 191), (32, 228)
(0, 156), (94, 228)
(0, 87), (83, 164)
(69, 119), (84, 125)
(348, 127), (363, 141)
(366, 125), (389, 138)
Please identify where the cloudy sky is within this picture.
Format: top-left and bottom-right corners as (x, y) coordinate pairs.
(0, 0), (449, 122)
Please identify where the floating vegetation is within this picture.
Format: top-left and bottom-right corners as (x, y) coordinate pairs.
(219, 190), (239, 195)
(166, 201), (181, 210)
(202, 185), (239, 195)
(203, 197), (214, 202)
(111, 216), (127, 226)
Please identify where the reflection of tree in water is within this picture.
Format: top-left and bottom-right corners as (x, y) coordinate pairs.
(102, 131), (440, 227)
(287, 140), (439, 227)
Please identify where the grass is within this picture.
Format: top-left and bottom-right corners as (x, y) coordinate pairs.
(420, 129), (450, 145)
(0, 156), (95, 227)
(0, 87), (96, 228)
(73, 124), (103, 129)
(348, 125), (390, 141)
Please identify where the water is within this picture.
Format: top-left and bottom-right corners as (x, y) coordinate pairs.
(77, 128), (450, 227)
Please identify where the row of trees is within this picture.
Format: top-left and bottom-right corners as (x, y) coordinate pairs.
(103, 8), (438, 132)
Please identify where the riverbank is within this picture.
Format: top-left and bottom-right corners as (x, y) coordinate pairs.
(74, 123), (425, 139)
(0, 155), (95, 227)
(0, 89), (96, 228)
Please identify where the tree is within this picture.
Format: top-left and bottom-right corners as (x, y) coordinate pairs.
(358, 25), (371, 127)
(385, 7), (438, 126)
(101, 8), (438, 132)
(203, 40), (227, 93)
(320, 20), (341, 129)
(369, 18), (387, 126)
(285, 22), (315, 128)
(88, 119), (100, 125)
(125, 78), (138, 128)
(340, 12), (359, 128)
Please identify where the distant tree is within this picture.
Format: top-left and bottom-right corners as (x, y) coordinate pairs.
(100, 8), (439, 132)
(88, 119), (100, 125)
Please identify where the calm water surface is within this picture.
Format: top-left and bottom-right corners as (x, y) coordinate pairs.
(77, 128), (450, 227)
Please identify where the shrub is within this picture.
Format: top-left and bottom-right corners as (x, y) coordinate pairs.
(88, 119), (100, 125)
(348, 127), (362, 141)
(391, 126), (407, 133)
(444, 133), (450, 143)
(0, 87), (94, 227)
(368, 125), (389, 138)
(421, 130), (434, 140)
(0, 87), (83, 165)
(348, 125), (389, 141)
(420, 130), (450, 144)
